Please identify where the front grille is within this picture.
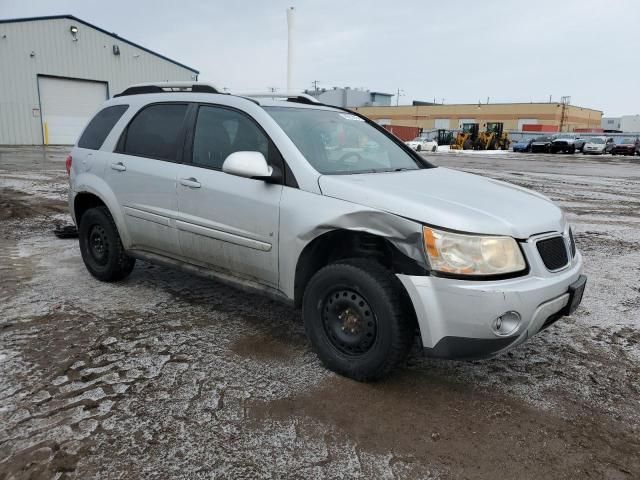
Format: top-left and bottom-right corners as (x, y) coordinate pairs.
(569, 228), (576, 257)
(536, 236), (569, 271)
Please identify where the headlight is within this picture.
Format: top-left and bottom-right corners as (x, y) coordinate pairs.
(423, 226), (526, 276)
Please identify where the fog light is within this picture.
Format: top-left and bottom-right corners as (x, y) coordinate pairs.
(492, 311), (521, 336)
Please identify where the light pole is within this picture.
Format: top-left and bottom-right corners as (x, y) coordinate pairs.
(286, 7), (295, 94)
(395, 88), (405, 106)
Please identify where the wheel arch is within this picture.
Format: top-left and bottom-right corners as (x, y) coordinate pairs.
(72, 175), (131, 248)
(293, 228), (427, 309)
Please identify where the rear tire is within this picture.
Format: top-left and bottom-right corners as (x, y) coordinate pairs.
(302, 259), (414, 381)
(78, 206), (135, 282)
(416, 145), (422, 152)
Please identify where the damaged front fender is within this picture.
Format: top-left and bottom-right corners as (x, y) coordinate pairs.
(278, 187), (428, 300)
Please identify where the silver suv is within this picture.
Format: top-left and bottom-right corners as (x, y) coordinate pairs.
(68, 82), (586, 380)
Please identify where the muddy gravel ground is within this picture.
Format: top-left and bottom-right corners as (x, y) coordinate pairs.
(1, 146), (639, 479)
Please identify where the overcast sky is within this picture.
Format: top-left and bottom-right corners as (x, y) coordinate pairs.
(2, 0), (639, 115)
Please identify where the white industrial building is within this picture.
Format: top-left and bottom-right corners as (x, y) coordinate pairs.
(304, 87), (393, 108)
(0, 15), (199, 145)
(601, 115), (640, 133)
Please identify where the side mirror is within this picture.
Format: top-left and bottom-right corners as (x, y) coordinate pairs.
(222, 151), (282, 184)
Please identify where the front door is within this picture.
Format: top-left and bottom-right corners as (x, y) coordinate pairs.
(176, 105), (282, 287)
(107, 103), (189, 256)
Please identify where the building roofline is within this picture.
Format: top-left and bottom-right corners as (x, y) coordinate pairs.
(0, 14), (199, 74)
(355, 102), (602, 113)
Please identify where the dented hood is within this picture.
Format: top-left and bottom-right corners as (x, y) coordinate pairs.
(318, 167), (565, 239)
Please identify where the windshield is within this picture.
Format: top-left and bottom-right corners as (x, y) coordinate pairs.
(410, 137), (423, 142)
(266, 107), (430, 174)
(555, 134), (574, 140)
(616, 137), (635, 144)
(587, 137), (605, 144)
(534, 136), (551, 142)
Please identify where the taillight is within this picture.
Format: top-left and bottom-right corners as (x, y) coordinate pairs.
(65, 154), (72, 175)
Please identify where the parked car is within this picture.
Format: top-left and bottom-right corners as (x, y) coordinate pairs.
(67, 82), (586, 381)
(512, 138), (533, 153)
(405, 136), (438, 152)
(530, 136), (553, 153)
(550, 134), (586, 154)
(582, 137), (615, 155)
(611, 137), (640, 156)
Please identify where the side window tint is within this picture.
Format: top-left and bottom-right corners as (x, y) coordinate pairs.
(192, 106), (269, 170)
(123, 104), (188, 161)
(78, 105), (128, 150)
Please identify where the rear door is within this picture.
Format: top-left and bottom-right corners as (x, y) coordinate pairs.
(106, 103), (189, 256)
(176, 104), (283, 287)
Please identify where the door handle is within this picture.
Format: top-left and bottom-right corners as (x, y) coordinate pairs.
(110, 162), (126, 172)
(179, 177), (201, 188)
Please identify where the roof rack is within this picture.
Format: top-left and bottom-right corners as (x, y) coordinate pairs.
(238, 92), (320, 105)
(114, 82), (220, 97)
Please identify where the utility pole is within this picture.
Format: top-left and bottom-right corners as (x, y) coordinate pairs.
(311, 80), (320, 93)
(268, 86), (278, 93)
(559, 95), (571, 132)
(395, 88), (405, 106)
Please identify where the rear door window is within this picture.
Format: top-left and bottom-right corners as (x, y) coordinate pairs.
(78, 105), (128, 150)
(121, 104), (188, 161)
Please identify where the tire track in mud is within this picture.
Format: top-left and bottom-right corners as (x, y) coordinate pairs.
(0, 237), (34, 306)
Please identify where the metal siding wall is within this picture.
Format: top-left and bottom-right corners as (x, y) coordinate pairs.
(0, 18), (196, 145)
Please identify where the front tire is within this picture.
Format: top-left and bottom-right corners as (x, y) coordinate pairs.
(78, 206), (135, 281)
(302, 259), (414, 381)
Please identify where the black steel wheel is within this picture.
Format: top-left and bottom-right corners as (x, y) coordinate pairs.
(88, 224), (110, 266)
(322, 289), (377, 356)
(302, 259), (415, 381)
(79, 206), (135, 281)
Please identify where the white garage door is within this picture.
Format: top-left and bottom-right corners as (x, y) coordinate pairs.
(38, 77), (108, 145)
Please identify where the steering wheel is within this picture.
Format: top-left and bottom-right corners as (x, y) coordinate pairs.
(337, 152), (364, 164)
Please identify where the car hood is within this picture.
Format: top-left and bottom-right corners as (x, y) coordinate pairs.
(318, 168), (565, 238)
(585, 143), (604, 148)
(531, 141), (550, 145)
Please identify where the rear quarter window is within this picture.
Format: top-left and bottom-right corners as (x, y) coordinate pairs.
(78, 105), (129, 150)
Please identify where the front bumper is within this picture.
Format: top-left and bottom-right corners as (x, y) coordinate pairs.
(531, 145), (549, 153)
(612, 147), (636, 155)
(397, 238), (585, 359)
(583, 147), (605, 154)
